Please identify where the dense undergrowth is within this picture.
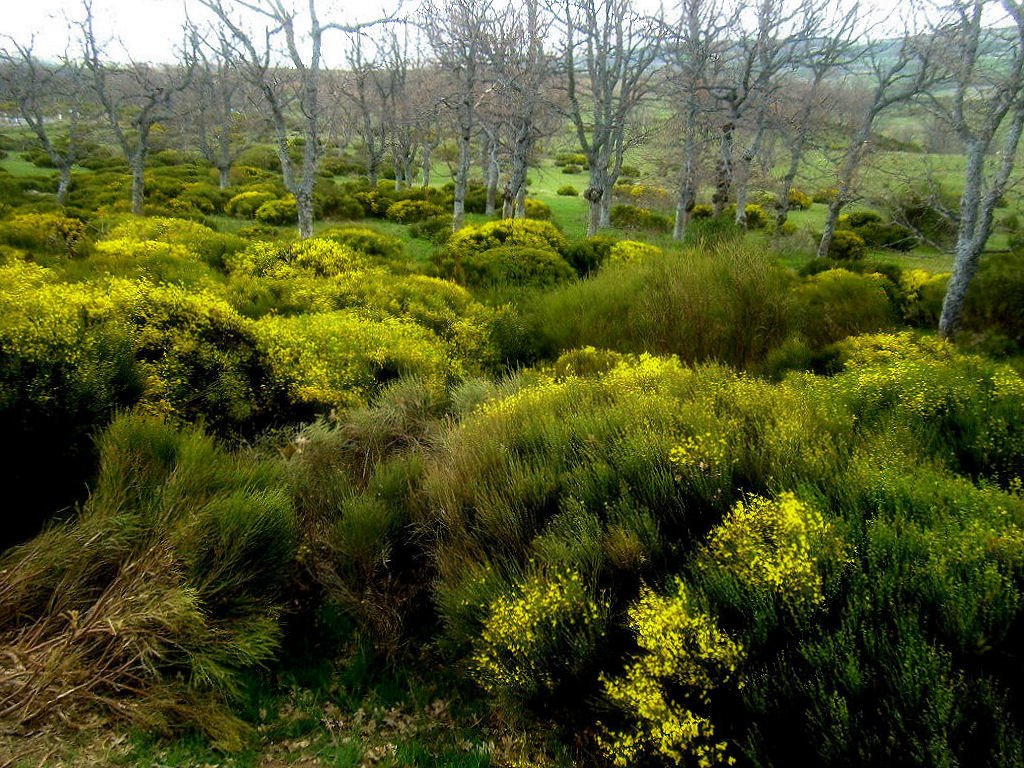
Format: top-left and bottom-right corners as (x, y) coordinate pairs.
(2, 161), (1024, 767)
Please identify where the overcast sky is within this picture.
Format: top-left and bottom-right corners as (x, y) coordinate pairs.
(3, 0), (1003, 66)
(4, 0), (396, 65)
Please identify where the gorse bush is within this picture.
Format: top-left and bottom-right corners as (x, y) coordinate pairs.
(610, 204), (673, 233)
(225, 190), (276, 218)
(827, 229), (867, 260)
(0, 212), (89, 258)
(254, 310), (458, 412)
(607, 240), (662, 265)
(447, 218), (569, 259)
(102, 217), (245, 269)
(386, 199), (446, 223)
(529, 243), (792, 369)
(417, 335), (1024, 763)
(0, 414), (297, 748)
(792, 269), (895, 348)
(318, 226), (404, 261)
(460, 246), (575, 289)
(255, 196), (298, 225)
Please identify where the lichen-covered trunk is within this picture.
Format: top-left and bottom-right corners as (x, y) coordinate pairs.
(485, 142), (499, 217)
(939, 142), (987, 338)
(773, 146), (802, 235)
(130, 151), (146, 215)
(816, 197), (844, 259)
(734, 120), (767, 228)
(218, 166), (231, 190)
(453, 126), (472, 232)
(712, 122), (734, 217)
(56, 166), (72, 207)
(421, 143), (432, 187)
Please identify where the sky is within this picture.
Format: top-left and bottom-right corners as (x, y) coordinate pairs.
(2, 0), (397, 65)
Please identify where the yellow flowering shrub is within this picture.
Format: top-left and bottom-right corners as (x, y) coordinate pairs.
(447, 219), (569, 259)
(702, 493), (845, 611)
(608, 240), (663, 266)
(102, 216), (245, 267)
(225, 190), (276, 218)
(793, 269), (894, 348)
(0, 212), (89, 257)
(254, 310), (457, 410)
(472, 569), (608, 706)
(599, 579), (743, 768)
(226, 238), (365, 279)
(900, 269), (950, 327)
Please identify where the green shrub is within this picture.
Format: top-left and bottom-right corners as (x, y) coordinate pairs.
(386, 199), (446, 224)
(447, 219), (569, 261)
(838, 210), (883, 229)
(530, 243), (792, 369)
(608, 240), (662, 265)
(227, 238), (364, 279)
(103, 217), (245, 269)
(0, 213), (89, 258)
(963, 250), (1024, 345)
(225, 190), (276, 219)
(892, 191), (959, 249)
(812, 187), (839, 204)
(255, 196), (298, 226)
(0, 265), (142, 543)
(254, 310), (457, 412)
(736, 203), (770, 228)
(854, 220), (919, 251)
(472, 568), (608, 715)
(793, 269), (894, 348)
(610, 205), (673, 233)
(524, 199), (551, 220)
(461, 246), (575, 288)
(826, 229), (867, 260)
(690, 204), (713, 219)
(900, 269), (950, 327)
(409, 215), (453, 244)
(564, 235), (616, 276)
(318, 226), (404, 260)
(557, 185), (579, 197)
(561, 164), (582, 174)
(553, 152), (588, 168)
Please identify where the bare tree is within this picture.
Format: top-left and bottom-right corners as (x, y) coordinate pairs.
(422, 0), (498, 231)
(80, 0), (197, 214)
(771, 0), (860, 234)
(726, 0), (823, 228)
(489, 0), (557, 218)
(815, 14), (940, 258)
(661, 0), (732, 239)
(929, 0), (1024, 337)
(561, 0), (659, 235)
(0, 36), (86, 206)
(187, 33), (260, 189)
(198, 0), (380, 238)
(340, 29), (391, 186)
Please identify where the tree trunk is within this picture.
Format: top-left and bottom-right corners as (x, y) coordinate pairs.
(734, 121), (767, 228)
(56, 166), (72, 207)
(938, 140), (988, 338)
(453, 113), (472, 232)
(218, 165), (231, 190)
(816, 196), (844, 259)
(712, 122), (734, 217)
(422, 143), (432, 187)
(296, 186), (315, 239)
(485, 142), (499, 216)
(515, 185), (527, 219)
(585, 185), (603, 236)
(773, 146), (802, 235)
(130, 152), (145, 215)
